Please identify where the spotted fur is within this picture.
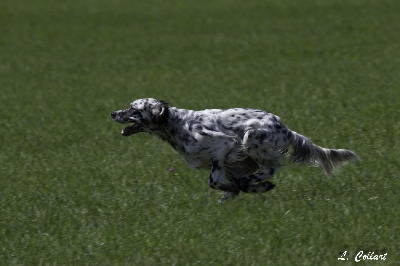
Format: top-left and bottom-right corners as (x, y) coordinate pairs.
(111, 98), (359, 202)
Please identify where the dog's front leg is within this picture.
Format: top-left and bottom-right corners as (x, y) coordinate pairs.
(207, 159), (239, 202)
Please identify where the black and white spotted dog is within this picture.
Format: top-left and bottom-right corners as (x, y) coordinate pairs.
(111, 98), (359, 202)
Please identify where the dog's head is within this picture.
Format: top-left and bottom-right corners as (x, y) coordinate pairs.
(111, 98), (169, 136)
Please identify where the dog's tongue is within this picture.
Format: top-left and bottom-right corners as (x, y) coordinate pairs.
(121, 124), (141, 136)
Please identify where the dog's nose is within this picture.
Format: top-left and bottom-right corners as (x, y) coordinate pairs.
(111, 112), (117, 119)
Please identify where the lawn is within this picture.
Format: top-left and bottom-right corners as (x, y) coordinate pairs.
(1, 0), (399, 264)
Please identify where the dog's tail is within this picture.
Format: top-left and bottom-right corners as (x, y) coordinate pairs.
(288, 131), (359, 176)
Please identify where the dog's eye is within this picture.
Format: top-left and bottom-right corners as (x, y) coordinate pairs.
(129, 109), (139, 114)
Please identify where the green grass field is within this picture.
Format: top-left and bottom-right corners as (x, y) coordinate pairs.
(1, 0), (399, 264)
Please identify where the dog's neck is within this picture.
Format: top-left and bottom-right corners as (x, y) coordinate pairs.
(148, 107), (194, 153)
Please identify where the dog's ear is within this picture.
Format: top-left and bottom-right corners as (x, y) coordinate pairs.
(151, 100), (169, 122)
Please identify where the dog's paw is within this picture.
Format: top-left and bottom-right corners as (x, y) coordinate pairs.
(218, 191), (240, 203)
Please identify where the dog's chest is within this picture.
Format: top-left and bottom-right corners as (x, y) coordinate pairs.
(172, 127), (238, 169)
(162, 108), (258, 168)
(179, 140), (233, 169)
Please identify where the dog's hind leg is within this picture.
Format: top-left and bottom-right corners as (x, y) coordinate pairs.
(208, 159), (240, 202)
(235, 166), (277, 193)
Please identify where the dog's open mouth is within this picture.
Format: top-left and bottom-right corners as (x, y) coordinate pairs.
(121, 123), (143, 136)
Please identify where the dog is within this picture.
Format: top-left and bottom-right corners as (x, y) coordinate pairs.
(111, 98), (359, 202)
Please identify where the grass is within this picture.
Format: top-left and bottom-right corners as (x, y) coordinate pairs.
(1, 0), (399, 264)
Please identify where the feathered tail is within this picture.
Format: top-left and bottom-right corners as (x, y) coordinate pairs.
(289, 131), (359, 176)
